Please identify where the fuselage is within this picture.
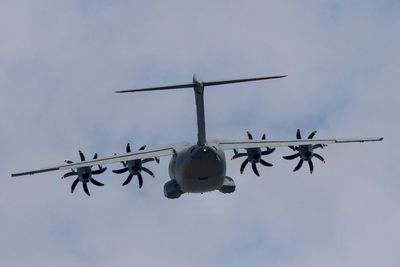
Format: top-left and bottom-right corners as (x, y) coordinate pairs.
(166, 75), (227, 194)
(168, 143), (226, 193)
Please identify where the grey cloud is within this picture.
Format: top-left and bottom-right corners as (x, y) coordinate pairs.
(1, 0), (399, 266)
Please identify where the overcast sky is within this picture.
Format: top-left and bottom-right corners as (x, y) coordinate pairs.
(1, 1), (399, 266)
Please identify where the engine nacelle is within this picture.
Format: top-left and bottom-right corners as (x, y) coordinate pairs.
(164, 180), (183, 199)
(283, 129), (326, 173)
(219, 176), (235, 194)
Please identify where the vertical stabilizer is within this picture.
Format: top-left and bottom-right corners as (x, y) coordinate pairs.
(193, 74), (206, 146)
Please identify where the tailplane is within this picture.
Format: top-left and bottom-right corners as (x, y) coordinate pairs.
(115, 74), (286, 93)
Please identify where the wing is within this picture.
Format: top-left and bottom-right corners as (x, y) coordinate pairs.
(11, 146), (175, 177)
(217, 137), (383, 151)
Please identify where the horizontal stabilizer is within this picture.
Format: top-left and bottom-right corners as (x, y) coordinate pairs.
(116, 83), (194, 93)
(204, 75), (286, 87)
(116, 75), (286, 93)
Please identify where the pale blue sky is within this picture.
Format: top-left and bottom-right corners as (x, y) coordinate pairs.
(1, 1), (399, 266)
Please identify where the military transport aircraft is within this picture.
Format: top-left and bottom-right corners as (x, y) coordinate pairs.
(11, 74), (383, 198)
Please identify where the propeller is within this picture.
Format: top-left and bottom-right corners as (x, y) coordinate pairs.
(283, 129), (326, 173)
(231, 131), (275, 176)
(61, 150), (107, 196)
(112, 143), (159, 188)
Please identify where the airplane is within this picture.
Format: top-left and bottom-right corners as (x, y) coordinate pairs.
(11, 74), (383, 199)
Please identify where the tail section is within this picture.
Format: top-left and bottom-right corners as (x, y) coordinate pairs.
(115, 74), (286, 93)
(116, 74), (286, 146)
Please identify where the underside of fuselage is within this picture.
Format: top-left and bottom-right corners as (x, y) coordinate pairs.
(168, 144), (226, 193)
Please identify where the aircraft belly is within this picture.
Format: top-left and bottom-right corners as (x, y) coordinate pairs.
(175, 146), (226, 193)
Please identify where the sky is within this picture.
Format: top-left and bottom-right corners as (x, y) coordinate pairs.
(1, 0), (399, 266)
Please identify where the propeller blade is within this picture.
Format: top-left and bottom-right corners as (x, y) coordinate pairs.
(126, 143), (131, 153)
(137, 173), (143, 188)
(233, 149), (238, 155)
(288, 146), (298, 151)
(83, 182), (90, 196)
(231, 153), (247, 160)
(246, 131), (253, 140)
(252, 163), (260, 176)
(79, 150), (85, 161)
(90, 178), (104, 186)
(122, 173), (133, 186)
(142, 158), (155, 164)
(93, 153), (98, 160)
(155, 157), (160, 163)
(308, 131), (317, 139)
(139, 145), (147, 151)
(283, 153), (300, 160)
(240, 159), (249, 174)
(62, 171), (77, 179)
(260, 159), (273, 167)
(92, 167), (107, 175)
(262, 147), (275, 155)
(71, 178), (79, 193)
(313, 144), (324, 149)
(112, 167), (129, 174)
(261, 134), (266, 140)
(293, 159), (304, 172)
(313, 153), (325, 163)
(296, 129), (302, 139)
(308, 160), (314, 174)
(142, 167), (155, 177)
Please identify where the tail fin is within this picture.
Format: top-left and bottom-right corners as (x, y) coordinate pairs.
(116, 74), (286, 147)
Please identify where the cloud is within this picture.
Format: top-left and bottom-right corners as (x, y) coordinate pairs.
(1, 0), (399, 266)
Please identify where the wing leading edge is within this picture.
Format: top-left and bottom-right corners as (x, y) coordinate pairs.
(218, 137), (383, 151)
(12, 137), (383, 177)
(11, 146), (175, 177)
